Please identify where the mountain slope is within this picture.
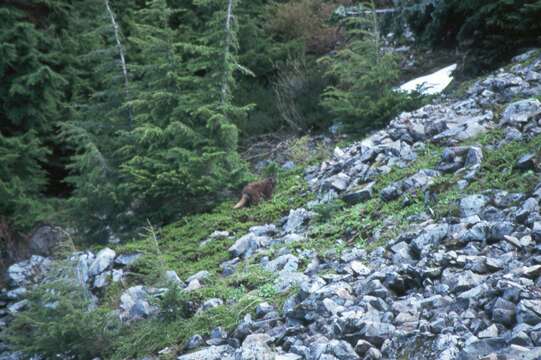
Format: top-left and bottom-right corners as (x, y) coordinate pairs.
(2, 50), (541, 360)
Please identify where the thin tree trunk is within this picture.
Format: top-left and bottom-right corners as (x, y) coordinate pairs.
(220, 0), (234, 105)
(104, 0), (133, 128)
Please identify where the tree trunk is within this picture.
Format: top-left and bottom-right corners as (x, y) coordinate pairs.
(104, 0), (134, 128)
(220, 0), (235, 105)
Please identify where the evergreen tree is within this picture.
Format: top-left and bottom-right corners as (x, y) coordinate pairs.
(117, 0), (251, 227)
(61, 0), (138, 243)
(320, 1), (422, 133)
(0, 3), (70, 232)
(406, 0), (541, 74)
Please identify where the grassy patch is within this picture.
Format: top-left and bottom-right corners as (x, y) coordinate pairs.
(116, 167), (313, 282)
(91, 168), (311, 358)
(109, 267), (292, 360)
(469, 134), (541, 193)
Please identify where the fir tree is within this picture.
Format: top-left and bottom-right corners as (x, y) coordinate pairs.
(61, 0), (136, 243)
(320, 1), (421, 133)
(117, 0), (251, 227)
(0, 3), (70, 231)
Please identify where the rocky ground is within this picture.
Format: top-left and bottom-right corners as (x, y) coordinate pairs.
(2, 50), (541, 360)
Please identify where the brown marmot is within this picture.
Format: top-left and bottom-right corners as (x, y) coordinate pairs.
(233, 177), (276, 209)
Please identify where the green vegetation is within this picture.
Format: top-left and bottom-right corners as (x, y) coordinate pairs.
(118, 167), (311, 281)
(4, 0), (541, 358)
(406, 0), (541, 74)
(320, 1), (426, 133)
(6, 168), (307, 359)
(0, 3), (69, 232)
(5, 258), (122, 359)
(1, 0), (420, 243)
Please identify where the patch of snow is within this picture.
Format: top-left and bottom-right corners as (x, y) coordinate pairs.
(399, 64), (457, 95)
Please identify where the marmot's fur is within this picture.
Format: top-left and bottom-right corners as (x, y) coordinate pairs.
(233, 177), (276, 209)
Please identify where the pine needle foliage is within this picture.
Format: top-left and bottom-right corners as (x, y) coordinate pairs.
(406, 0), (541, 74)
(62, 0), (252, 242)
(0, 3), (70, 231)
(320, 1), (423, 133)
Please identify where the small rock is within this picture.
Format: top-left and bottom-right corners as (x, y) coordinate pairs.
(478, 324), (498, 338)
(200, 298), (223, 312)
(114, 253), (142, 266)
(186, 271), (210, 284)
(517, 300), (541, 325)
(516, 153), (537, 170)
(185, 279), (202, 292)
(342, 182), (375, 205)
(465, 147), (483, 168)
(186, 335), (204, 350)
(492, 298), (516, 327)
(165, 270), (185, 286)
(236, 334), (275, 360)
(284, 208), (314, 234)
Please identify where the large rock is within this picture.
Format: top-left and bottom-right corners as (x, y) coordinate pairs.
(459, 195), (488, 217)
(228, 233), (270, 258)
(119, 286), (160, 322)
(7, 255), (51, 287)
(27, 225), (67, 256)
(70, 251), (95, 283)
(235, 334), (275, 360)
(501, 99), (541, 125)
(177, 345), (234, 360)
(88, 247), (116, 276)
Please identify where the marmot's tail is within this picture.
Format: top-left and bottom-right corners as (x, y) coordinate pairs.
(233, 194), (249, 209)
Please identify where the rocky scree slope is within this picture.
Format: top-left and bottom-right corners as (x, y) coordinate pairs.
(2, 50), (541, 360)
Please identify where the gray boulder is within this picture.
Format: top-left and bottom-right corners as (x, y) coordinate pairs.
(119, 286), (159, 322)
(186, 271), (210, 284)
(459, 195), (488, 217)
(114, 253), (142, 266)
(284, 208), (314, 234)
(342, 182), (375, 205)
(234, 334), (275, 360)
(501, 99), (541, 125)
(177, 345), (234, 360)
(7, 255), (51, 287)
(88, 248), (116, 276)
(228, 233), (270, 258)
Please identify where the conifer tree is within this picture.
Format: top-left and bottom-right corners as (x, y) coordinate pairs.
(62, 0), (136, 243)
(319, 1), (414, 133)
(0, 3), (70, 231)
(117, 0), (251, 226)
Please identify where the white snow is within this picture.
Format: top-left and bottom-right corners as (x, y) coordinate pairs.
(399, 64), (457, 95)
